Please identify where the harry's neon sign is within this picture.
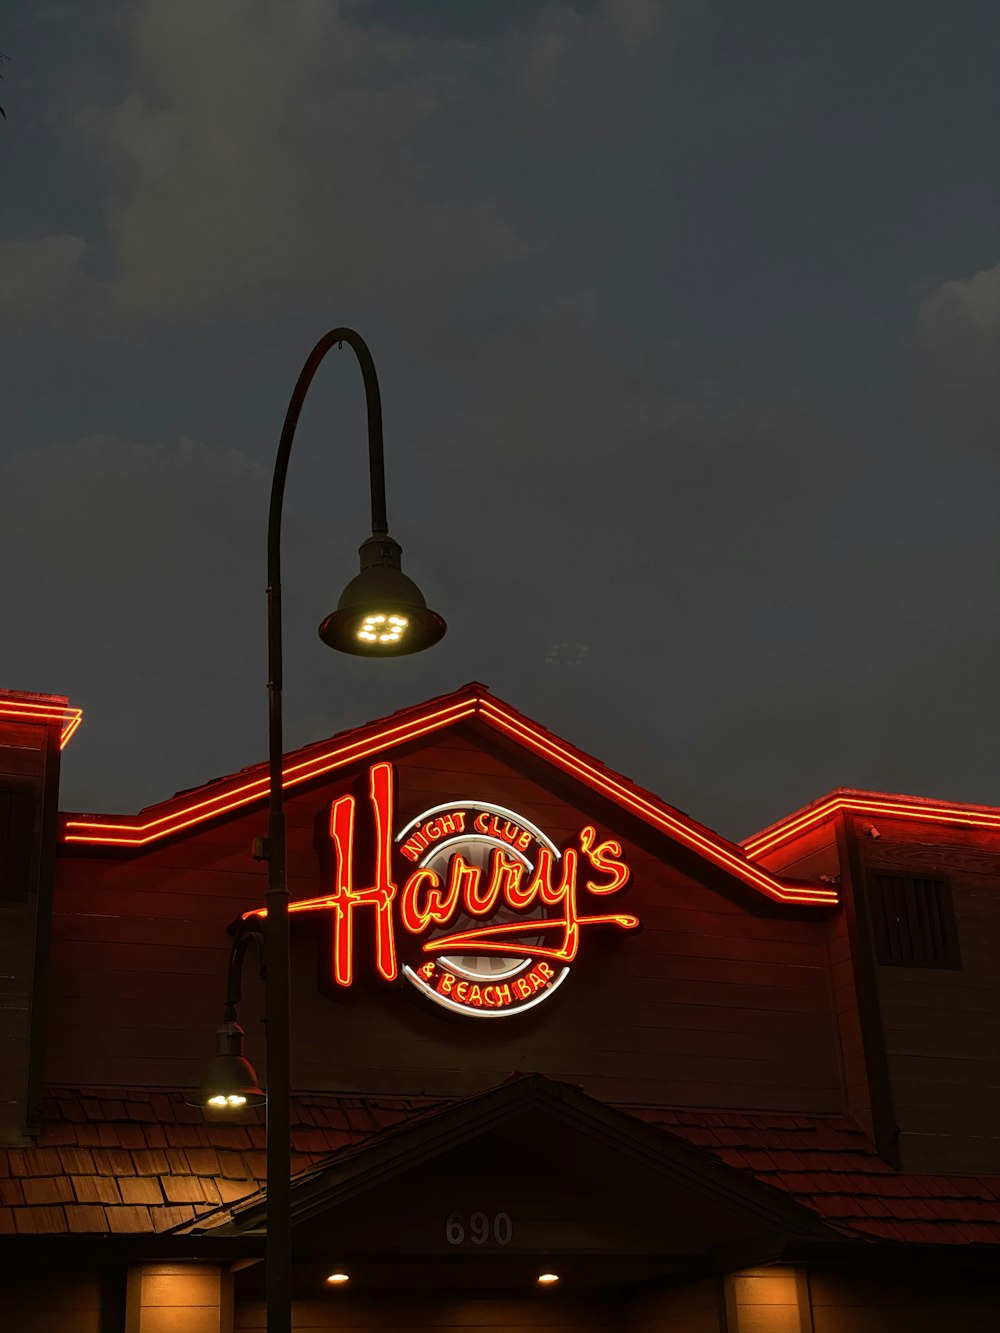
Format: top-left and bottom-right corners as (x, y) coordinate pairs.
(246, 762), (640, 1017)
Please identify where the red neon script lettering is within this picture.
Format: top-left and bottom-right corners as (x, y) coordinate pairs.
(328, 764), (398, 985)
(312, 763), (637, 987)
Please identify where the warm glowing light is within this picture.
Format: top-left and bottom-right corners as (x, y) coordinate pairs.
(742, 789), (1000, 860)
(404, 959), (572, 1018)
(425, 911), (641, 961)
(63, 698), (478, 845)
(58, 686), (838, 907)
(476, 698), (840, 906)
(205, 1092), (248, 1107)
(537, 1273), (559, 1285)
(245, 764), (639, 994)
(359, 612), (406, 646)
(325, 1273), (349, 1285)
(0, 698), (83, 750)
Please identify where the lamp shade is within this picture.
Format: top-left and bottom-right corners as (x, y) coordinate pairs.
(188, 1019), (266, 1109)
(318, 533), (446, 656)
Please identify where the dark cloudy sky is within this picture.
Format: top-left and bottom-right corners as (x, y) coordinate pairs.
(3, 0), (999, 839)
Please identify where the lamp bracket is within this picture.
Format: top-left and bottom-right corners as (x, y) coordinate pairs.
(223, 920), (267, 1010)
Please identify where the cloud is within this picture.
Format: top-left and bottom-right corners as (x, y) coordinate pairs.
(3, 2), (529, 348)
(520, 0), (666, 112)
(70, 0), (522, 326)
(5, 2), (999, 840)
(0, 433), (270, 809)
(913, 260), (1000, 411)
(3, 0), (673, 346)
(605, 0), (665, 50)
(0, 235), (109, 342)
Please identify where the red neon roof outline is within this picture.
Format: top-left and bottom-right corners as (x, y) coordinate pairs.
(0, 692), (83, 749)
(60, 683), (836, 906)
(743, 786), (1000, 860)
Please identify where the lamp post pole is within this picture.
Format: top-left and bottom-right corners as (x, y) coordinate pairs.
(263, 329), (445, 1333)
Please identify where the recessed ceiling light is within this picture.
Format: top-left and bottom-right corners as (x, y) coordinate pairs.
(325, 1272), (349, 1285)
(537, 1272), (559, 1285)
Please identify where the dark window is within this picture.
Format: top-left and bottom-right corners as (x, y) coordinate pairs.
(868, 873), (960, 968)
(0, 788), (36, 903)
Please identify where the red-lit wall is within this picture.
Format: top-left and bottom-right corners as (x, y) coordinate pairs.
(48, 724), (844, 1112)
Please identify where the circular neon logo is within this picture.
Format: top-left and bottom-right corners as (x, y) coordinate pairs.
(397, 800), (571, 1018)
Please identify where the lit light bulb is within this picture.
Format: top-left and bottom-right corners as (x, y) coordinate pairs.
(359, 613), (409, 646)
(208, 1095), (227, 1107)
(326, 1272), (349, 1285)
(227, 1094), (247, 1107)
(537, 1273), (559, 1286)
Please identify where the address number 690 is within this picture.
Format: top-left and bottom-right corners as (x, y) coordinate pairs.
(445, 1211), (512, 1246)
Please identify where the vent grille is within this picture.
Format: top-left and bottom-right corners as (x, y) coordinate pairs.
(868, 874), (960, 968)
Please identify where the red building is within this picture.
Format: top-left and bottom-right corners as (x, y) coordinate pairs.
(1, 682), (998, 1331)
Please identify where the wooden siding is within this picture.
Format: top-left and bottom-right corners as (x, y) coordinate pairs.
(4, 1272), (102, 1333)
(0, 719), (52, 1142)
(752, 819), (874, 1128)
(825, 906), (871, 1133)
(127, 1263), (231, 1333)
(49, 727), (844, 1111)
(627, 1277), (723, 1332)
(747, 822), (842, 883)
(235, 1293), (618, 1330)
(296, 1118), (777, 1260)
(857, 816), (1000, 1171)
(809, 1271), (998, 1333)
(725, 1268), (808, 1333)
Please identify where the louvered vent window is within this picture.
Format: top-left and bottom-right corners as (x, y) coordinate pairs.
(868, 874), (960, 969)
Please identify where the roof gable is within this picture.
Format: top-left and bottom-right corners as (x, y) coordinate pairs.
(5, 1086), (999, 1248)
(60, 683), (836, 908)
(187, 1075), (835, 1262)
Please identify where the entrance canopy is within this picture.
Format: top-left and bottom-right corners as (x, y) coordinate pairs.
(179, 1074), (833, 1291)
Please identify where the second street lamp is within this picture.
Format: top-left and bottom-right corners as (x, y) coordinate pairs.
(194, 328), (446, 1333)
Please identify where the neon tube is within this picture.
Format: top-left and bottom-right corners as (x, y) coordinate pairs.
(59, 687), (837, 908)
(0, 698), (83, 749)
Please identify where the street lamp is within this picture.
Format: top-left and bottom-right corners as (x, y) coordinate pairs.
(192, 329), (445, 1333)
(194, 925), (267, 1110)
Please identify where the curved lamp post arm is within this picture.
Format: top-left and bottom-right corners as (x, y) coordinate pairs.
(265, 327), (387, 896)
(222, 923), (267, 1021)
(192, 327), (444, 1333)
(257, 327), (443, 1333)
(262, 327), (389, 1333)
(268, 328), (388, 575)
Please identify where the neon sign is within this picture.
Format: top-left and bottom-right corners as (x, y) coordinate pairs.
(245, 762), (640, 1018)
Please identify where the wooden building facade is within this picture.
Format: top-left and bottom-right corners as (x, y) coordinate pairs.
(1, 682), (998, 1332)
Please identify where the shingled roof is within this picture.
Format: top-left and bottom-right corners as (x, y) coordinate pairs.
(628, 1106), (1000, 1246)
(0, 1088), (446, 1237)
(2, 1086), (999, 1246)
